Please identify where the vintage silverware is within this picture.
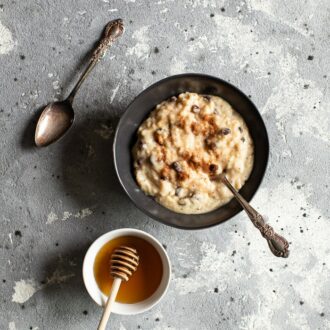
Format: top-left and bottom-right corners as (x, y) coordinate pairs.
(35, 18), (124, 147)
(220, 173), (289, 258)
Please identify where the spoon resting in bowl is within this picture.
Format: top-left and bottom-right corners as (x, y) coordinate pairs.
(219, 173), (289, 258)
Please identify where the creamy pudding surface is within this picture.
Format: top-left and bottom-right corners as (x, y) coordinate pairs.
(132, 92), (254, 214)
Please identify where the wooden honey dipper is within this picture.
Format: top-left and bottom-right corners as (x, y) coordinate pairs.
(98, 246), (139, 330)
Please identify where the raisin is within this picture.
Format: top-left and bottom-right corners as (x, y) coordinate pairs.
(209, 164), (218, 173)
(172, 161), (183, 172)
(219, 128), (231, 135)
(191, 105), (200, 113)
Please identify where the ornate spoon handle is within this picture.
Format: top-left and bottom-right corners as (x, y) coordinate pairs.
(220, 174), (289, 258)
(67, 19), (124, 104)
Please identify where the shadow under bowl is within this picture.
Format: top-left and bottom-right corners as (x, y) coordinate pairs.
(113, 73), (269, 229)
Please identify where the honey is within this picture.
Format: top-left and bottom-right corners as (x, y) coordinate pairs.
(94, 236), (163, 303)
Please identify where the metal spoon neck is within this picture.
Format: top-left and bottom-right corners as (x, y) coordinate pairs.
(34, 19), (124, 147)
(66, 93), (75, 105)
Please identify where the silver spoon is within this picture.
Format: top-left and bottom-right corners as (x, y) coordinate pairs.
(35, 19), (124, 147)
(220, 173), (289, 258)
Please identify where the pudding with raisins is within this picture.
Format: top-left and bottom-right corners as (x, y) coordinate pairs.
(132, 92), (254, 214)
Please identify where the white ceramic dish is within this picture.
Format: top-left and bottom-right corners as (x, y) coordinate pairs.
(82, 228), (171, 315)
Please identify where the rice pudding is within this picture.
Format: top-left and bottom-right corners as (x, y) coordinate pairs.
(132, 92), (254, 214)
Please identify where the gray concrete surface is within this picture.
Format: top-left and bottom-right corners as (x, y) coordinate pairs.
(0, 0), (329, 329)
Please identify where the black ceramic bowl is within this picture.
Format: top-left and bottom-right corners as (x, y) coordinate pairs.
(113, 74), (269, 229)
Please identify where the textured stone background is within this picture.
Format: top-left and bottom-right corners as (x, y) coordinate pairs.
(0, 0), (329, 329)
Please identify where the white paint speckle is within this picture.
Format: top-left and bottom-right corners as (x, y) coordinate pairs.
(185, 0), (218, 8)
(169, 57), (187, 75)
(206, 14), (329, 144)
(261, 184), (328, 303)
(12, 279), (38, 304)
(213, 15), (282, 74)
(262, 54), (328, 144)
(239, 181), (330, 327)
(0, 20), (15, 54)
(62, 211), (72, 221)
(12, 268), (75, 304)
(46, 211), (58, 224)
(52, 80), (60, 90)
(173, 178), (329, 327)
(110, 83), (120, 104)
(174, 22), (189, 41)
(47, 208), (93, 224)
(29, 90), (39, 100)
(174, 241), (233, 295)
(126, 26), (150, 60)
(8, 233), (13, 245)
(187, 36), (207, 52)
(74, 208), (93, 219)
(119, 323), (127, 330)
(8, 322), (16, 330)
(246, 0), (315, 37)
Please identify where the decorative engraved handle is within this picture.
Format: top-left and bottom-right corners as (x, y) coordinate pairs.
(220, 174), (289, 258)
(67, 19), (124, 104)
(91, 18), (124, 62)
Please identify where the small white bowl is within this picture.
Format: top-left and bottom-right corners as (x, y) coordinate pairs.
(82, 228), (171, 315)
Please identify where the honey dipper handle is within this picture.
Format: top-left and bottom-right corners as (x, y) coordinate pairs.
(97, 278), (122, 330)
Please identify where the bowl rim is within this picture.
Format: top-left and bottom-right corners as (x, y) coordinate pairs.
(113, 73), (269, 230)
(82, 228), (171, 315)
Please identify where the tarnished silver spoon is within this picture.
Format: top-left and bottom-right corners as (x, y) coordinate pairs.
(35, 19), (124, 147)
(220, 173), (289, 258)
